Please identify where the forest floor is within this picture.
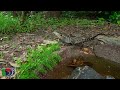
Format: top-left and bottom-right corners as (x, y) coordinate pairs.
(1, 22), (120, 79)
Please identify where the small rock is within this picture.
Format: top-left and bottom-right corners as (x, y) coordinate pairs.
(68, 66), (105, 79)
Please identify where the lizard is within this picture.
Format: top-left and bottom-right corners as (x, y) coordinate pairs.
(53, 31), (106, 47)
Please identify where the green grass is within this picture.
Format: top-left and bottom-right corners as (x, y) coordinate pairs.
(23, 14), (105, 31)
(16, 43), (61, 79)
(0, 52), (4, 59)
(0, 12), (106, 34)
(0, 12), (20, 34)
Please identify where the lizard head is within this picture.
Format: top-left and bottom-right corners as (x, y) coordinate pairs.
(53, 31), (64, 39)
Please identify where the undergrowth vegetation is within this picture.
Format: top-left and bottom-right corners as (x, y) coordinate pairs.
(97, 11), (120, 24)
(0, 11), (106, 34)
(109, 11), (120, 24)
(16, 43), (61, 79)
(0, 12), (20, 34)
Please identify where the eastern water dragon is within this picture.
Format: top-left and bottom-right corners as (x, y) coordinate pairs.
(53, 31), (106, 47)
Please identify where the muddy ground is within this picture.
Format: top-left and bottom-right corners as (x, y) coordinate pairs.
(0, 23), (120, 79)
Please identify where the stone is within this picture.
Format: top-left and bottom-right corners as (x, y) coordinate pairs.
(96, 36), (120, 46)
(94, 36), (120, 64)
(94, 44), (120, 64)
(68, 66), (105, 79)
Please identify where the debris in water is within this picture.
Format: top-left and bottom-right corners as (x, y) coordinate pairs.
(67, 59), (93, 68)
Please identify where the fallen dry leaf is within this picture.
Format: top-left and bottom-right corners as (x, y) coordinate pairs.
(1, 77), (6, 79)
(0, 70), (2, 78)
(83, 51), (89, 55)
(0, 59), (4, 61)
(73, 59), (77, 64)
(0, 61), (6, 64)
(9, 62), (20, 68)
(83, 48), (89, 52)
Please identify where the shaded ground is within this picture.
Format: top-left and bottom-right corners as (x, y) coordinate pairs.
(0, 22), (120, 79)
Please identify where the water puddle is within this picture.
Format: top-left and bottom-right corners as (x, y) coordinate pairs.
(45, 56), (120, 79)
(84, 56), (120, 79)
